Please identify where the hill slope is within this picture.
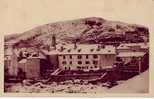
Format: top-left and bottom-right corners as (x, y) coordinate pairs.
(4, 17), (149, 48)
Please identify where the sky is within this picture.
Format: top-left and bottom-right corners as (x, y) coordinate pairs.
(0, 0), (154, 35)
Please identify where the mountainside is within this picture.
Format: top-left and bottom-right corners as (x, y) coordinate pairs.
(4, 17), (149, 48)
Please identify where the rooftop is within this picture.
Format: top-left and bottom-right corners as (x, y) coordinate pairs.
(47, 44), (116, 55)
(117, 52), (146, 57)
(117, 42), (149, 50)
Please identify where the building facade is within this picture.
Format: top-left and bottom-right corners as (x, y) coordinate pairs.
(116, 43), (149, 73)
(4, 42), (18, 76)
(47, 44), (116, 71)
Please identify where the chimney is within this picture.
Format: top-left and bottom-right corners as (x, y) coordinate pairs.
(78, 49), (81, 52)
(60, 46), (64, 52)
(97, 45), (101, 51)
(51, 34), (56, 50)
(101, 44), (105, 49)
(74, 42), (77, 49)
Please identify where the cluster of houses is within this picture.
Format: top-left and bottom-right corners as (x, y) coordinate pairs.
(4, 36), (149, 80)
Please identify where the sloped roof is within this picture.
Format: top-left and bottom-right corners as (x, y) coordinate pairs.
(117, 52), (146, 57)
(18, 59), (27, 63)
(47, 44), (116, 55)
(27, 52), (46, 59)
(117, 43), (149, 50)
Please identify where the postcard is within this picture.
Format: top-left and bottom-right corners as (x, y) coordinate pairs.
(0, 0), (154, 97)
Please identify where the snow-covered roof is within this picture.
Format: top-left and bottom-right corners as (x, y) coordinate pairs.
(47, 44), (116, 55)
(117, 43), (149, 50)
(117, 52), (146, 57)
(5, 40), (18, 45)
(19, 59), (27, 63)
(18, 53), (46, 64)
(117, 43), (149, 49)
(27, 52), (46, 59)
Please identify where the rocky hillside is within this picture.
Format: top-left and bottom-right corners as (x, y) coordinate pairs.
(4, 17), (149, 48)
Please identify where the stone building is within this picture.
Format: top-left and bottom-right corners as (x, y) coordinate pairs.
(46, 44), (116, 71)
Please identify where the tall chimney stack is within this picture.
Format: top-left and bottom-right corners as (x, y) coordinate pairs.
(74, 42), (77, 49)
(51, 34), (56, 50)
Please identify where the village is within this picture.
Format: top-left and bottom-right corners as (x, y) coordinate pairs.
(4, 34), (149, 93)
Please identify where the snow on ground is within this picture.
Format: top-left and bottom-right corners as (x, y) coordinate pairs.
(5, 70), (149, 93)
(108, 70), (149, 93)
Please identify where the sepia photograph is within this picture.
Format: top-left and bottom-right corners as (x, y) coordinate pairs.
(1, 0), (154, 97)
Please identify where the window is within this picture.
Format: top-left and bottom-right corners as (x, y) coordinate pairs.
(62, 61), (67, 64)
(70, 55), (72, 59)
(63, 55), (66, 59)
(68, 49), (71, 52)
(93, 55), (98, 58)
(78, 49), (81, 52)
(82, 67), (87, 69)
(93, 61), (98, 65)
(90, 49), (94, 52)
(70, 61), (72, 64)
(78, 55), (82, 59)
(65, 67), (67, 70)
(86, 55), (89, 59)
(78, 61), (82, 64)
(94, 66), (97, 68)
(97, 48), (100, 51)
(77, 66), (81, 69)
(85, 61), (90, 64)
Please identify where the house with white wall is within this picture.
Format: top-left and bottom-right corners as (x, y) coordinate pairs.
(47, 44), (116, 71)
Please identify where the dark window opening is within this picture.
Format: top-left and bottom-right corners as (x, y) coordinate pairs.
(78, 55), (82, 59)
(78, 49), (81, 52)
(68, 49), (71, 52)
(93, 61), (98, 65)
(77, 66), (81, 69)
(63, 56), (66, 59)
(93, 55), (98, 58)
(97, 48), (100, 51)
(90, 49), (94, 52)
(62, 61), (67, 64)
(78, 61), (82, 64)
(85, 61), (90, 64)
(86, 55), (89, 59)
